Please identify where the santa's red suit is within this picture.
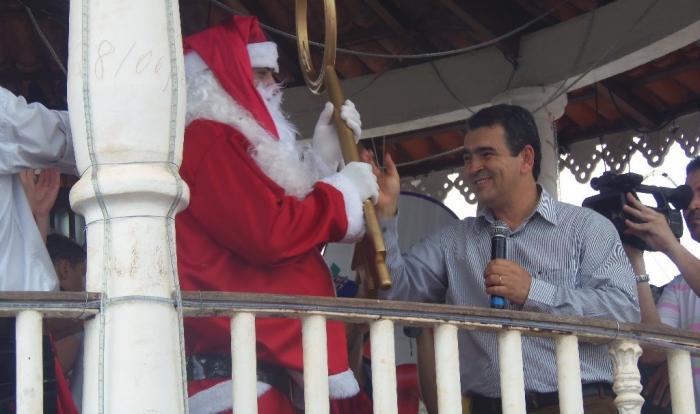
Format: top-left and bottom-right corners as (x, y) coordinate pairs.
(176, 16), (367, 413)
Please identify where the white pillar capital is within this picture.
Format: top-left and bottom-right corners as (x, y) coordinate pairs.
(609, 340), (644, 414)
(491, 86), (568, 198)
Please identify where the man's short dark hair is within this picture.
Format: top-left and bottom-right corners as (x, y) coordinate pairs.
(686, 156), (700, 175)
(465, 104), (541, 179)
(46, 234), (86, 266)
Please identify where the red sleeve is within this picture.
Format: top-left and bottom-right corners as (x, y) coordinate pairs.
(183, 120), (359, 265)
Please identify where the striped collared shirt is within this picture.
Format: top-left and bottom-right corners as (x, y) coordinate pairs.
(380, 187), (640, 396)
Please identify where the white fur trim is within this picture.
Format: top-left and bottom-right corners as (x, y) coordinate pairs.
(288, 368), (360, 402)
(321, 173), (365, 242)
(188, 380), (272, 414)
(247, 41), (279, 72)
(186, 69), (327, 199)
(184, 52), (208, 77)
(328, 369), (361, 399)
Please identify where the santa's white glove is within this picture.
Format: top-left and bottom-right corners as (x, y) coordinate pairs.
(339, 162), (378, 204)
(312, 100), (362, 172)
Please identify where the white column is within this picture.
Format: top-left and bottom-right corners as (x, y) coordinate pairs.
(608, 340), (644, 414)
(498, 330), (526, 414)
(492, 86), (568, 199)
(67, 1), (189, 412)
(434, 324), (462, 414)
(666, 349), (696, 414)
(371, 319), (398, 414)
(15, 310), (43, 414)
(232, 313), (258, 414)
(303, 315), (330, 414)
(555, 335), (583, 414)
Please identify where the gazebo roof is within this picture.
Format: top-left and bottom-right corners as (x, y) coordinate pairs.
(2, 0), (699, 178)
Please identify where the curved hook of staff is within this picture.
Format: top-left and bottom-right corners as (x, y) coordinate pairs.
(295, 0), (392, 290)
(294, 0), (336, 94)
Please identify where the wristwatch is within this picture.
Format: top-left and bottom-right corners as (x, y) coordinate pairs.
(635, 273), (650, 284)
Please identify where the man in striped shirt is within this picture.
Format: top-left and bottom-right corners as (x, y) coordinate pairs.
(623, 156), (700, 413)
(365, 104), (640, 413)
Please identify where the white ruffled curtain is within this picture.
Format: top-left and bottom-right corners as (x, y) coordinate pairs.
(561, 110), (700, 183)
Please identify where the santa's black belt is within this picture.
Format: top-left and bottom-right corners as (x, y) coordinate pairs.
(186, 354), (290, 395)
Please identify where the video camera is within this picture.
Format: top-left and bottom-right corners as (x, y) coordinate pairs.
(582, 172), (693, 251)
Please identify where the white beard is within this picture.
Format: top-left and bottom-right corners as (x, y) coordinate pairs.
(256, 82), (298, 145)
(185, 69), (332, 199)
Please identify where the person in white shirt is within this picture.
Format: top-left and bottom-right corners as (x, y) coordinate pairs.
(0, 86), (75, 291)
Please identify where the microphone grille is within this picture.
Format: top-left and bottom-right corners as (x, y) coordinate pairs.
(491, 221), (508, 237)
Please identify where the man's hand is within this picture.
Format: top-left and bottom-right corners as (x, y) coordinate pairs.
(484, 259), (532, 305)
(360, 150), (400, 218)
(312, 100), (362, 172)
(19, 168), (60, 217)
(622, 193), (679, 254)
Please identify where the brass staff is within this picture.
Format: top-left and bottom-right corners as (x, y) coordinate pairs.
(295, 0), (391, 290)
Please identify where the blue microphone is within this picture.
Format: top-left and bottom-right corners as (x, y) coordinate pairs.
(490, 222), (508, 309)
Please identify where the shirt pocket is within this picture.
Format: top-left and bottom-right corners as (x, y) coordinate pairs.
(532, 267), (578, 288)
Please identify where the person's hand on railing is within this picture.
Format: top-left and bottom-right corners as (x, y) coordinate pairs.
(484, 259), (532, 305)
(361, 150), (400, 218)
(643, 361), (671, 408)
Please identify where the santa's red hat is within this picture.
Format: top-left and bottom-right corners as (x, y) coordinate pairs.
(183, 15), (279, 138)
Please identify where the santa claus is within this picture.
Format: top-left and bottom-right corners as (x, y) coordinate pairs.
(176, 15), (377, 413)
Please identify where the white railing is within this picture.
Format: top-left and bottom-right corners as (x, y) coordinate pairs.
(1, 291), (699, 414)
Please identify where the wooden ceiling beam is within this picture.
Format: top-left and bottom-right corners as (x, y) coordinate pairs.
(427, 138), (446, 156)
(361, 0), (440, 54)
(386, 141), (413, 164)
(596, 81), (658, 129)
(566, 0), (598, 13)
(511, 0), (560, 25)
(364, 0), (409, 37)
(437, 0), (518, 63)
(370, 120), (466, 145)
(559, 99), (700, 147)
(630, 58), (700, 87)
(571, 58), (700, 104)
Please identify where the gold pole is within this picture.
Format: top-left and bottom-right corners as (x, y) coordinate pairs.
(295, 0), (391, 290)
